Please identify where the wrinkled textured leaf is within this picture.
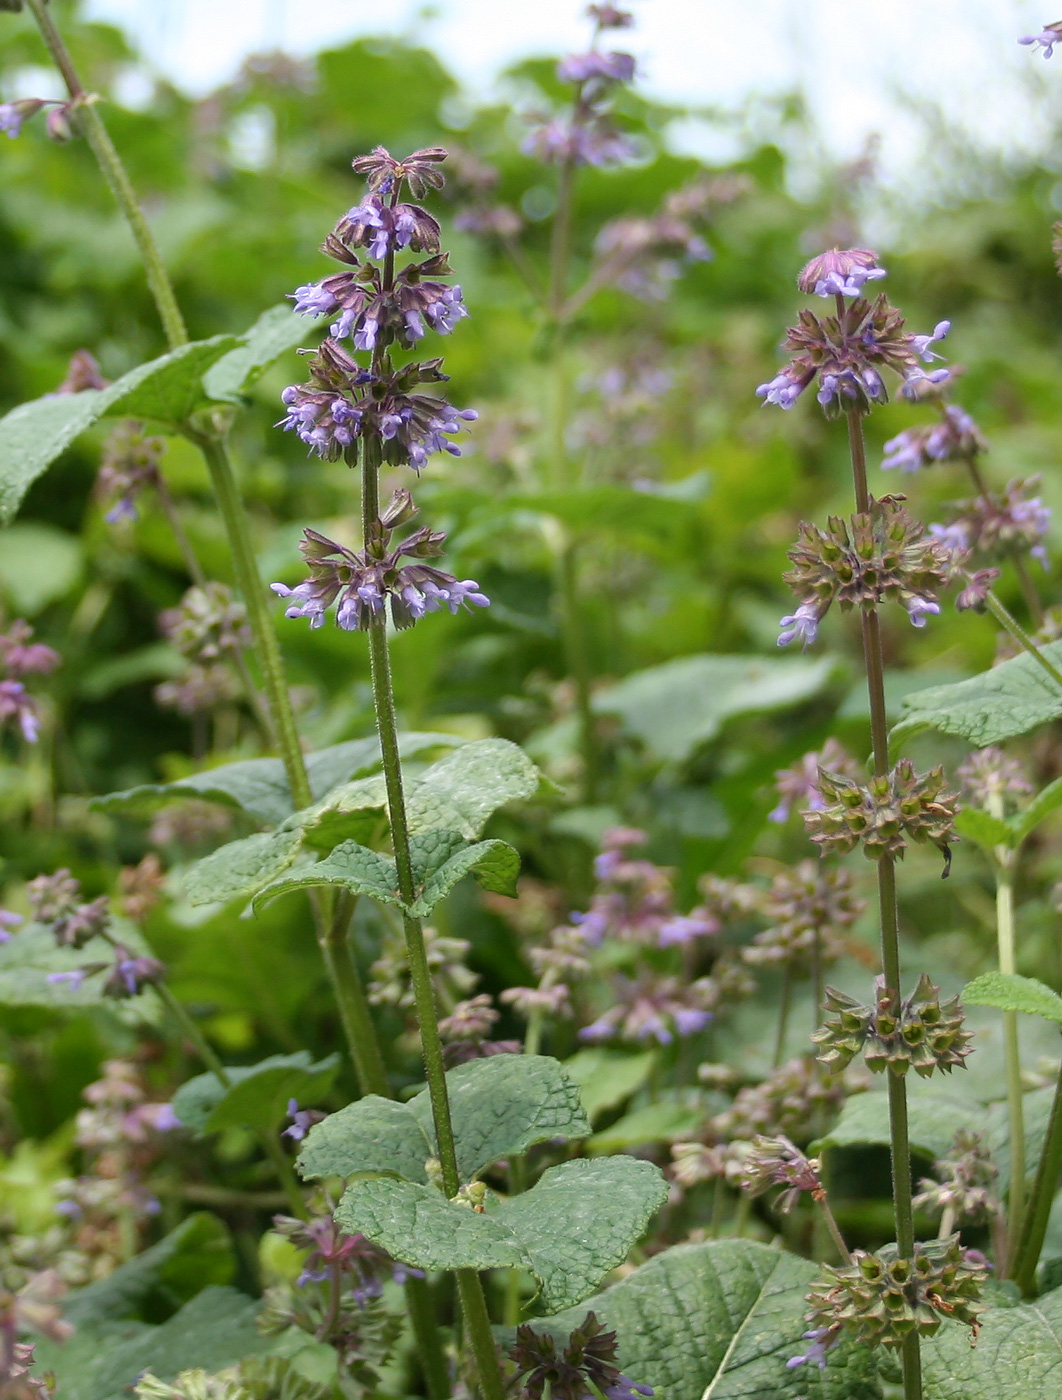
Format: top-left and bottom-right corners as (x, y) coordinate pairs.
(407, 831), (521, 915)
(36, 1286), (273, 1400)
(297, 1095), (434, 1184)
(294, 774), (388, 850)
(405, 739), (544, 836)
(63, 1214), (235, 1325)
(172, 1051), (339, 1135)
(894, 642), (1062, 747)
(594, 654), (835, 763)
(540, 1240), (881, 1400)
(183, 828), (303, 906)
(921, 1284), (1062, 1399)
(963, 971), (1062, 1026)
(92, 732), (460, 825)
(298, 1055), (590, 1185)
(254, 839), (401, 911)
(203, 303), (321, 402)
(337, 1155), (667, 1312)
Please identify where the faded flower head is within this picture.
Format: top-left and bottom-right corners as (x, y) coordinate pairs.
(710, 1054), (862, 1146)
(743, 861), (864, 972)
(813, 974), (973, 1079)
(769, 738), (861, 823)
(780, 496), (951, 646)
(159, 584), (250, 663)
(510, 1311), (653, 1400)
(803, 758), (958, 872)
(271, 510), (488, 633)
(802, 1236), (988, 1355)
(936, 476), (1052, 571)
(956, 746), (1032, 811)
(740, 1134), (824, 1213)
(579, 973), (716, 1045)
(97, 423), (164, 523)
(0, 622), (60, 677)
(913, 1129), (1001, 1226)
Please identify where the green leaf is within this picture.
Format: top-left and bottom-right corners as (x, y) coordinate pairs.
(954, 808), (1013, 851)
(539, 1239), (882, 1399)
(183, 828), (304, 906)
(588, 1100), (704, 1154)
(294, 774), (388, 851)
(63, 1214), (235, 1325)
(203, 303), (322, 403)
(103, 334), (242, 423)
(297, 1095), (434, 1185)
(407, 831), (521, 916)
(962, 971), (1062, 1026)
(336, 1155), (667, 1313)
(594, 654), (835, 763)
(0, 923), (156, 1011)
(1008, 775), (1062, 845)
(92, 732), (460, 826)
(894, 642), (1062, 748)
(505, 484), (705, 546)
(0, 522), (82, 614)
(172, 1051), (339, 1135)
(34, 1286), (274, 1400)
(816, 1084), (985, 1163)
(297, 1055), (590, 1186)
(254, 839), (401, 911)
(921, 1284), (1062, 1399)
(562, 1048), (655, 1120)
(405, 739), (544, 837)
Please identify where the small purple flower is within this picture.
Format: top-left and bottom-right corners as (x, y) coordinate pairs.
(0, 679), (41, 742)
(673, 1007), (712, 1036)
(47, 969), (89, 990)
(928, 521), (971, 556)
(0, 909), (21, 944)
(787, 1327), (837, 1371)
(557, 51), (636, 84)
(904, 595), (941, 628)
(605, 1382), (654, 1400)
(0, 103), (22, 138)
(55, 1198), (82, 1219)
(290, 281), (338, 317)
(910, 320), (951, 363)
(1020, 25), (1062, 56)
(282, 1098), (325, 1142)
(797, 248), (887, 298)
(657, 914), (715, 947)
(756, 369), (810, 409)
(777, 602), (819, 649)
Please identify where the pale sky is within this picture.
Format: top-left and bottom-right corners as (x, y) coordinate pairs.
(78, 0), (1062, 188)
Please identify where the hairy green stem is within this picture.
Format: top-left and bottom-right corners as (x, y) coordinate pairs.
(156, 983), (307, 1219)
(983, 590), (1062, 691)
(24, 0), (188, 350)
(816, 1192), (853, 1267)
(988, 793), (1026, 1266)
(1012, 1047), (1062, 1295)
(845, 408), (922, 1400)
(321, 892), (390, 1098)
(362, 448), (505, 1400)
(772, 963), (792, 1068)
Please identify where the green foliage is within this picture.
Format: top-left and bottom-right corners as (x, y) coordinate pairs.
(297, 1054), (591, 1184)
(539, 1239), (882, 1399)
(894, 644), (1062, 747)
(183, 828), (304, 906)
(962, 971), (1062, 1026)
(561, 1048), (656, 1120)
(335, 1155), (668, 1313)
(921, 1284), (1062, 1398)
(202, 304), (323, 403)
(817, 1084), (986, 1163)
(172, 1052), (340, 1135)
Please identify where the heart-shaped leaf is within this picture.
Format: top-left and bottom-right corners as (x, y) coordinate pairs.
(183, 828), (304, 906)
(894, 644), (1062, 748)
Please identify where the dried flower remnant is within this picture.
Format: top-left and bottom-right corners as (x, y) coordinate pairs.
(757, 250), (951, 415)
(912, 1130), (1001, 1228)
(710, 1054), (863, 1146)
(96, 423), (165, 523)
(743, 862), (864, 972)
(509, 1310), (652, 1400)
(159, 583), (250, 662)
(803, 759), (958, 872)
(779, 496), (951, 647)
(814, 974), (973, 1079)
(53, 348), (108, 394)
(957, 746), (1033, 811)
(740, 1134), (826, 1214)
(801, 1237), (987, 1356)
(1020, 22), (1062, 56)
(769, 738), (861, 823)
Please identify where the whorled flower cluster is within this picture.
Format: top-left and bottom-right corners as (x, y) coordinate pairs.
(769, 738), (861, 823)
(271, 497), (488, 632)
(801, 1237), (987, 1356)
(881, 403), (987, 473)
(803, 759), (959, 871)
(912, 1129), (1001, 1227)
(509, 1310), (653, 1400)
(742, 861), (864, 972)
(280, 146), (476, 468)
(956, 745), (1032, 811)
(813, 974), (973, 1079)
(97, 422), (165, 523)
(757, 249), (951, 417)
(779, 496), (952, 647)
(930, 476), (1052, 571)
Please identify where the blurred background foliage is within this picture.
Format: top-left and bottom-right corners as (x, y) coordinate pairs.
(1, 0), (1062, 1261)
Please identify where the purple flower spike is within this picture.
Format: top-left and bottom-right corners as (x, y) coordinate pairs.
(777, 602), (819, 649)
